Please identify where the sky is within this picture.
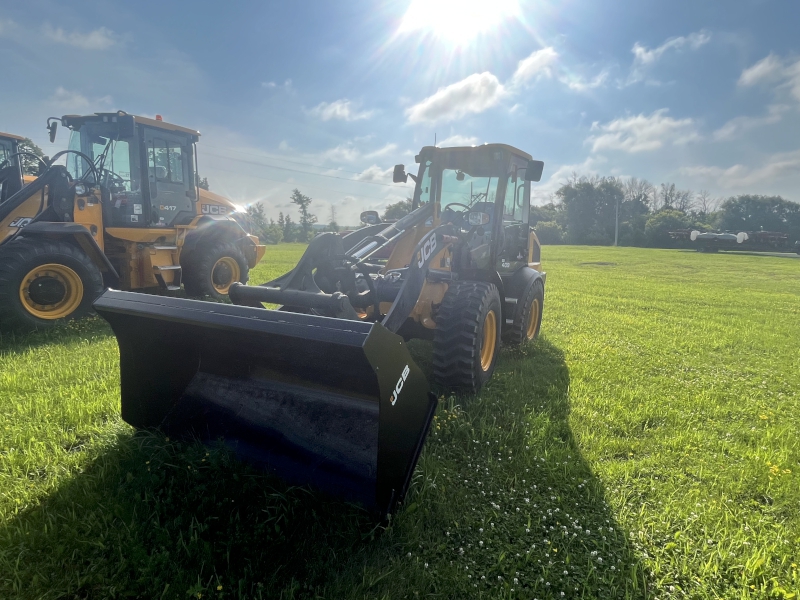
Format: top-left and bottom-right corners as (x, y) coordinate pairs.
(1, 0), (799, 224)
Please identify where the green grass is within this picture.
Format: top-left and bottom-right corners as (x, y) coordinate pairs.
(0, 245), (798, 599)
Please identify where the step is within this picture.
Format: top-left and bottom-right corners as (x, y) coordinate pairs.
(153, 245), (178, 250)
(153, 265), (182, 271)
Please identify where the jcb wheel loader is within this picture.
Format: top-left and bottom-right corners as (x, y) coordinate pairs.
(0, 112), (265, 331)
(0, 132), (42, 204)
(94, 143), (545, 517)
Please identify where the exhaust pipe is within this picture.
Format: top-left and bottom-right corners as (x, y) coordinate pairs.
(94, 290), (437, 517)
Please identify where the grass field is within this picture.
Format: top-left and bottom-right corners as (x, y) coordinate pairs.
(0, 244), (798, 599)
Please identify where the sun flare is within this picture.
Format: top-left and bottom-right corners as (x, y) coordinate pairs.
(399, 0), (521, 45)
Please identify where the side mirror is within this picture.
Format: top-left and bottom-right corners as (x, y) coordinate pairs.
(524, 160), (544, 182)
(360, 210), (380, 225)
(47, 120), (58, 143)
(393, 164), (408, 183)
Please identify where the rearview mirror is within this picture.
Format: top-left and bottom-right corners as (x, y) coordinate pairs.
(360, 210), (380, 225)
(524, 160), (544, 182)
(393, 164), (408, 183)
(47, 120), (58, 143)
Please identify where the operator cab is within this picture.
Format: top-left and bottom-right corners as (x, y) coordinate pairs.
(59, 111), (199, 229)
(401, 144), (543, 274)
(0, 132), (24, 204)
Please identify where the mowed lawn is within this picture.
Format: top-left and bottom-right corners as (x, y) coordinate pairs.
(0, 244), (798, 599)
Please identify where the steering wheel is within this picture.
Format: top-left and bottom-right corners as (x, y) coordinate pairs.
(443, 202), (470, 213)
(98, 168), (127, 189)
(48, 149), (101, 184)
(0, 151), (49, 171)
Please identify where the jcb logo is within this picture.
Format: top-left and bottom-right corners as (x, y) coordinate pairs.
(159, 205), (177, 211)
(416, 232), (437, 268)
(389, 364), (411, 406)
(201, 204), (227, 215)
(9, 217), (33, 228)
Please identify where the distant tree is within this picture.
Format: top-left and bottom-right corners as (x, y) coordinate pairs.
(18, 138), (45, 176)
(555, 176), (624, 245)
(656, 183), (693, 212)
(529, 202), (561, 227)
(290, 189), (317, 241)
(717, 195), (800, 242)
(382, 198), (413, 221)
(644, 210), (691, 247)
(533, 221), (563, 244)
(283, 213), (298, 243)
(196, 175), (210, 190)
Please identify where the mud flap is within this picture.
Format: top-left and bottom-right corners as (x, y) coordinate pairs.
(94, 290), (437, 517)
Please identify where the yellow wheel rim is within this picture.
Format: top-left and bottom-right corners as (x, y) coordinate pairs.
(480, 310), (497, 372)
(211, 256), (240, 294)
(19, 263), (84, 320)
(526, 298), (541, 340)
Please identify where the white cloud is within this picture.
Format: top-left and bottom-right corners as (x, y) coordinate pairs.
(738, 54), (800, 103)
(510, 47), (558, 87)
(628, 30), (711, 84)
(43, 24), (116, 50)
(680, 149), (800, 188)
(712, 104), (790, 141)
(356, 165), (393, 182)
(309, 99), (375, 122)
(587, 109), (700, 153)
(405, 72), (505, 124)
(261, 79), (293, 91)
(438, 134), (479, 146)
(48, 87), (113, 111)
(319, 141), (398, 163)
(560, 70), (609, 92)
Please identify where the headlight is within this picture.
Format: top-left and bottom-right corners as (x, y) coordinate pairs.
(74, 183), (86, 195)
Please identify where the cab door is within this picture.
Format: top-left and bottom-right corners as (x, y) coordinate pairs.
(142, 128), (196, 227)
(495, 157), (531, 273)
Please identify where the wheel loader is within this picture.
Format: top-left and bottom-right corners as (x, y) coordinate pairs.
(0, 111), (265, 331)
(94, 143), (546, 517)
(0, 131), (40, 204)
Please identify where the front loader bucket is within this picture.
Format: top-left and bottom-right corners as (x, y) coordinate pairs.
(94, 290), (437, 516)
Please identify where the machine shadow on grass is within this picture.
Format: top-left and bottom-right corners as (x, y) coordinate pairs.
(0, 338), (650, 599)
(0, 316), (113, 354)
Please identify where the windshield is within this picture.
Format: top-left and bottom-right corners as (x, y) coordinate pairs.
(66, 123), (140, 195)
(0, 139), (13, 167)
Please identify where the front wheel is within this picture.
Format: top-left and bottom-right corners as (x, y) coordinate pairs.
(432, 281), (502, 393)
(503, 277), (544, 346)
(182, 241), (249, 301)
(0, 238), (104, 331)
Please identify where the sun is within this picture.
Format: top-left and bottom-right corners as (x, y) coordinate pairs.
(399, 0), (521, 46)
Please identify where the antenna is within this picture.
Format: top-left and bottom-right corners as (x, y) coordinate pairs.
(434, 133), (437, 147)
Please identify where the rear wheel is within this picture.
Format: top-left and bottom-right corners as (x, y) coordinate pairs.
(503, 277), (544, 346)
(433, 281), (502, 393)
(182, 241), (249, 301)
(0, 238), (104, 331)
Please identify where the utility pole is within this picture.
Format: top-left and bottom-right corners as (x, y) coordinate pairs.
(614, 194), (619, 247)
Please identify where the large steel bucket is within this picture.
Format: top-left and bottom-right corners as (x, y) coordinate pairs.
(94, 290), (437, 516)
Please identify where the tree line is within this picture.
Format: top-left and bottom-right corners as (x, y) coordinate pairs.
(533, 175), (800, 247)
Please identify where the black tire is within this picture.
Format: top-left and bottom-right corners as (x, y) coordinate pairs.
(503, 277), (544, 346)
(0, 238), (104, 331)
(182, 241), (249, 301)
(433, 281), (502, 393)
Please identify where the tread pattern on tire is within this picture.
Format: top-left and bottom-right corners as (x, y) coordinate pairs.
(503, 277), (544, 346)
(182, 241), (249, 300)
(432, 281), (501, 393)
(0, 237), (104, 331)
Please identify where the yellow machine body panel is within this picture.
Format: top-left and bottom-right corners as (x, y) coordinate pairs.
(73, 191), (105, 252)
(0, 186), (46, 242)
(197, 188), (238, 217)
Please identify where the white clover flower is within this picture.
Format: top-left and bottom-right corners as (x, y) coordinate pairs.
(479, 541), (483, 547)
(407, 552), (412, 558)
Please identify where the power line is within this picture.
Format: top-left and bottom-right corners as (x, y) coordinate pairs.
(201, 151), (406, 188)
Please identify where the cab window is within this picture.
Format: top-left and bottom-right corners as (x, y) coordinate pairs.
(149, 139), (184, 183)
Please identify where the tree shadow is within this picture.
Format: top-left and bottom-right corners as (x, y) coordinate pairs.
(0, 338), (650, 599)
(676, 249), (800, 259)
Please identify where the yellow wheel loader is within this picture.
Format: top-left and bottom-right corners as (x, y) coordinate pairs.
(94, 143), (545, 517)
(0, 131), (42, 204)
(0, 111), (265, 331)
